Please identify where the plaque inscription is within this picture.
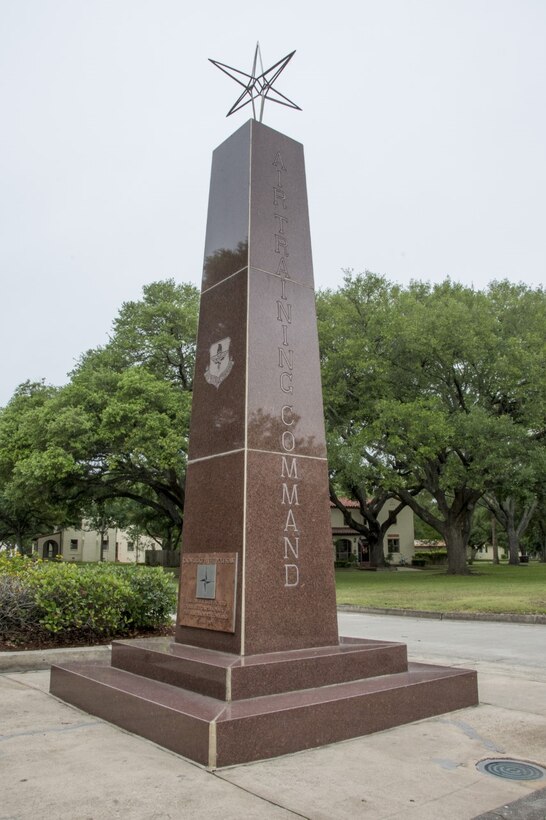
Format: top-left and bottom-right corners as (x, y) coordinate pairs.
(179, 552), (237, 633)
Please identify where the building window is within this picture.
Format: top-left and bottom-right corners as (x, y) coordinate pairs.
(127, 541), (134, 552)
(387, 536), (400, 553)
(70, 539), (78, 551)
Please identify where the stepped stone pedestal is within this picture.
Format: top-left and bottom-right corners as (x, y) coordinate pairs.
(50, 119), (478, 768)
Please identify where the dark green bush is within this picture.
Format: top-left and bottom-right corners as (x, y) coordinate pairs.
(109, 564), (177, 629)
(413, 549), (448, 565)
(0, 555), (177, 645)
(411, 558), (426, 567)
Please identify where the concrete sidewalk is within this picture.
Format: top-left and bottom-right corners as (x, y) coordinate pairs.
(2, 615), (545, 819)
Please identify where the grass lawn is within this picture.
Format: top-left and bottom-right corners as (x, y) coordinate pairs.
(335, 563), (546, 615)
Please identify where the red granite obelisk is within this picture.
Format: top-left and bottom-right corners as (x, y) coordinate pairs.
(50, 119), (478, 769)
(175, 118), (339, 655)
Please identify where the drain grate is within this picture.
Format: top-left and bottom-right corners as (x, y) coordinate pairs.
(476, 758), (546, 781)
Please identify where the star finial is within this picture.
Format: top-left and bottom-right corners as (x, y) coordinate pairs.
(209, 42), (302, 123)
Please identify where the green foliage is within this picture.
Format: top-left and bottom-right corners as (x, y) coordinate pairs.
(0, 280), (199, 550)
(27, 562), (130, 636)
(0, 383), (74, 551)
(107, 564), (177, 629)
(413, 549), (448, 565)
(0, 555), (176, 645)
(319, 273), (546, 574)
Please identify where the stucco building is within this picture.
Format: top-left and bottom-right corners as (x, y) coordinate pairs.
(331, 498), (415, 565)
(34, 525), (157, 564)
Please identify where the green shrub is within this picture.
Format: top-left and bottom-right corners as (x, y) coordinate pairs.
(26, 562), (131, 637)
(413, 549), (448, 565)
(0, 556), (177, 645)
(0, 550), (41, 578)
(109, 565), (177, 629)
(411, 558), (426, 567)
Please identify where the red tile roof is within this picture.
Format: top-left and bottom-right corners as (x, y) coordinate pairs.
(332, 526), (361, 535)
(330, 497), (360, 509)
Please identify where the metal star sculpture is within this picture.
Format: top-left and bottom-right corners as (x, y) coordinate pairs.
(209, 42), (301, 122)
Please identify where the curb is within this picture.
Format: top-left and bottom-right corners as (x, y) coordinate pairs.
(337, 605), (546, 624)
(0, 644), (111, 673)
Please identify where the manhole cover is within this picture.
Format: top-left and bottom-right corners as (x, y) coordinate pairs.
(476, 759), (546, 781)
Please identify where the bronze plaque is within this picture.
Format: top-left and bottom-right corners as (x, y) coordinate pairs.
(178, 552), (238, 632)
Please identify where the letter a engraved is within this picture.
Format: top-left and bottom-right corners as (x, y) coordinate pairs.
(276, 256), (289, 277)
(273, 152), (287, 172)
(283, 508), (298, 532)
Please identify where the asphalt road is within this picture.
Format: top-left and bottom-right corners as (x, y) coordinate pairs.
(338, 611), (546, 671)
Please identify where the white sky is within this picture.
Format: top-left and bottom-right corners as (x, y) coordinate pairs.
(1, 0), (545, 407)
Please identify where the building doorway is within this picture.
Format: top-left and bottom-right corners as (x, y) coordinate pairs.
(43, 539), (60, 560)
(335, 538), (352, 562)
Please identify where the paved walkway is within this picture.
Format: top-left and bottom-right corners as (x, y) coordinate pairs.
(2, 613), (545, 819)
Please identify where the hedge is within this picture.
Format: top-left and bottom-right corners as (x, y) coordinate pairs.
(413, 549), (448, 565)
(0, 553), (177, 646)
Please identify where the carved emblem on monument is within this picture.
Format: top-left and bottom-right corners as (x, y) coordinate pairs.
(204, 337), (233, 388)
(179, 553), (238, 633)
(196, 564), (216, 599)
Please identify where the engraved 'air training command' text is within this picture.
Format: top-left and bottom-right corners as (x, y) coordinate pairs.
(273, 150), (300, 589)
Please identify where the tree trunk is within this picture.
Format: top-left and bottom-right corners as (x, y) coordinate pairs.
(506, 523), (520, 565)
(487, 495), (537, 566)
(540, 521), (546, 563)
(444, 520), (472, 575)
(491, 516), (499, 564)
(369, 536), (386, 568)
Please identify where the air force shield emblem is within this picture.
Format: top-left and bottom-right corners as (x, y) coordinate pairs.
(204, 337), (234, 388)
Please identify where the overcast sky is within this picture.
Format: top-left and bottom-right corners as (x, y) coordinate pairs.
(1, 0), (545, 407)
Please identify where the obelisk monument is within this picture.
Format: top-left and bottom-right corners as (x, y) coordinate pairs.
(175, 118), (339, 655)
(50, 47), (478, 769)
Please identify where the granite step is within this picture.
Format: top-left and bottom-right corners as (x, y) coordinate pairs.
(111, 635), (408, 700)
(50, 657), (478, 768)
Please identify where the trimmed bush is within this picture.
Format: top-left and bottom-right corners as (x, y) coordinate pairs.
(0, 554), (177, 646)
(109, 564), (177, 630)
(413, 549), (448, 565)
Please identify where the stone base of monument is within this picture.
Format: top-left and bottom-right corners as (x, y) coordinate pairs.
(50, 636), (478, 768)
